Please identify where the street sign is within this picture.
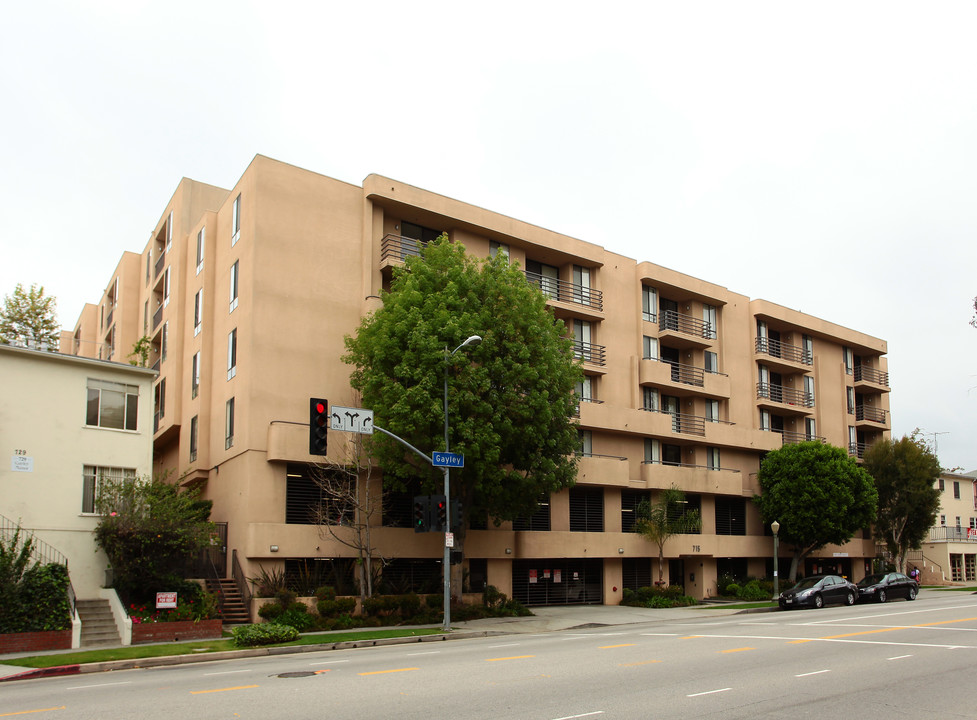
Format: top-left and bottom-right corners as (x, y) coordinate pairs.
(330, 406), (374, 434)
(432, 451), (464, 468)
(445, 532), (454, 548)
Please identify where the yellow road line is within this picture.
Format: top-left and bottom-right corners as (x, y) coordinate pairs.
(0, 708), (66, 717)
(680, 635), (701, 640)
(619, 660), (662, 667)
(599, 644), (637, 649)
(485, 655), (535, 662)
(190, 685), (259, 694)
(720, 647), (755, 654)
(358, 667), (419, 675)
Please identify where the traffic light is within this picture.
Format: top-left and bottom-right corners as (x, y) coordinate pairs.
(412, 495), (430, 533)
(309, 398), (329, 455)
(451, 498), (463, 530)
(431, 495), (447, 533)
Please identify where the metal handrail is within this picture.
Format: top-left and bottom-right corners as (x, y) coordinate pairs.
(654, 357), (704, 386)
(524, 271), (604, 311)
(575, 452), (628, 461)
(854, 366), (889, 387)
(755, 337), (812, 365)
(928, 526), (977, 542)
(152, 304), (163, 330)
(154, 251), (165, 278)
(756, 382), (814, 407)
(855, 405), (887, 423)
(660, 310), (714, 339)
(0, 514), (69, 567)
(573, 339), (607, 366)
(232, 549), (252, 621)
(380, 233), (425, 262)
(641, 459), (741, 473)
(778, 430), (825, 445)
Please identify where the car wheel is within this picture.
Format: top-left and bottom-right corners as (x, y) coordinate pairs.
(814, 594), (824, 609)
(846, 591), (855, 606)
(908, 587), (917, 601)
(878, 589), (887, 603)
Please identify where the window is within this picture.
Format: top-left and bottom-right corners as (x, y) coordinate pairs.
(705, 399), (719, 423)
(165, 210), (173, 252)
(191, 352), (200, 399)
(489, 241), (509, 260)
(760, 410), (771, 432)
(572, 319), (592, 361)
(513, 495), (551, 531)
(706, 447), (720, 471)
(803, 376), (815, 405)
(146, 251), (151, 284)
(193, 289), (203, 336)
(643, 336), (658, 360)
(225, 397), (235, 449)
(143, 300), (148, 334)
(641, 285), (657, 323)
(526, 260), (559, 300)
(715, 496), (746, 535)
(805, 418), (816, 439)
(939, 478), (945, 492)
(161, 321), (168, 362)
(843, 346), (854, 375)
(154, 379), (165, 430)
(575, 375), (593, 402)
(578, 430), (592, 456)
(644, 438), (660, 463)
(232, 194), (241, 245)
(196, 227), (205, 274)
(940, 515), (946, 526)
(643, 387), (660, 412)
(572, 265), (591, 304)
(954, 481), (961, 499)
(848, 426), (857, 453)
(189, 416), (198, 462)
(86, 379), (139, 431)
(704, 351), (718, 373)
(802, 334), (813, 364)
(162, 266), (171, 307)
(847, 387), (855, 414)
(227, 328), (237, 380)
(956, 516), (962, 528)
(569, 487), (603, 532)
(82, 465), (135, 514)
(702, 304), (717, 340)
(229, 260), (239, 312)
(621, 489), (651, 533)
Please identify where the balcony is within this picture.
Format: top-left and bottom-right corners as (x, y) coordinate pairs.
(525, 271), (603, 314)
(855, 405), (887, 425)
(778, 430), (824, 446)
(152, 304), (163, 331)
(639, 461), (743, 495)
(154, 250), (166, 279)
(658, 310), (715, 349)
(639, 358), (730, 398)
(380, 233), (424, 266)
(756, 383), (814, 413)
(754, 336), (812, 373)
(573, 339), (606, 367)
(928, 526), (977, 543)
(854, 365), (890, 391)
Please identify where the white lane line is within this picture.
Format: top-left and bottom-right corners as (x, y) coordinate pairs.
(887, 655), (913, 660)
(487, 643), (520, 649)
(204, 669), (253, 676)
(639, 633), (680, 637)
(310, 659), (349, 666)
(66, 681), (133, 690)
(406, 651), (440, 656)
(689, 633), (973, 649)
(796, 669), (831, 677)
(688, 688), (731, 697)
(802, 604), (977, 625)
(551, 712), (604, 720)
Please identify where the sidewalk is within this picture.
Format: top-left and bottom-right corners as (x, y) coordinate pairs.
(0, 602), (754, 683)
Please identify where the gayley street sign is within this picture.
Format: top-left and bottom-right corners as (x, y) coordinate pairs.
(432, 451), (464, 468)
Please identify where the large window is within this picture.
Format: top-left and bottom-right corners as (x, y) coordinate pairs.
(232, 194), (241, 245)
(225, 397), (235, 449)
(229, 260), (239, 312)
(82, 465), (135, 514)
(86, 379), (138, 431)
(154, 379), (165, 431)
(161, 321), (168, 361)
(162, 266), (171, 307)
(189, 415), (198, 462)
(227, 328), (237, 380)
(191, 351), (201, 399)
(569, 486), (603, 532)
(704, 351), (718, 373)
(193, 289), (203, 336)
(641, 285), (658, 323)
(621, 489), (651, 533)
(526, 260), (559, 300)
(489, 241), (509, 260)
(513, 495), (551, 531)
(642, 335), (658, 360)
(715, 496), (746, 535)
(196, 227), (205, 275)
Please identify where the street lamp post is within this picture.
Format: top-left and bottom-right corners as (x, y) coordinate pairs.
(442, 334), (481, 632)
(771, 520), (780, 601)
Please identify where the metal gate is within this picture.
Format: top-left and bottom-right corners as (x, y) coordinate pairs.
(511, 559), (603, 606)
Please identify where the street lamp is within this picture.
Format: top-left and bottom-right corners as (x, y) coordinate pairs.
(442, 334), (481, 632)
(771, 520), (780, 601)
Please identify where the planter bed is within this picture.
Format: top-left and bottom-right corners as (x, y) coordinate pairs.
(0, 629), (72, 654)
(131, 619), (223, 644)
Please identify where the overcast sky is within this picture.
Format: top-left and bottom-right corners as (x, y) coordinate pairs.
(2, 1), (975, 471)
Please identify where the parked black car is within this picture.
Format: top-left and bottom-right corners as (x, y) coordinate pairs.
(856, 572), (918, 603)
(779, 575), (858, 609)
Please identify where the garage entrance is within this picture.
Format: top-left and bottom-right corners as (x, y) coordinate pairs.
(511, 559), (603, 606)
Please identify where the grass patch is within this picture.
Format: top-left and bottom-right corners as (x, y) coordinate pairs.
(2, 627), (444, 669)
(929, 586), (977, 592)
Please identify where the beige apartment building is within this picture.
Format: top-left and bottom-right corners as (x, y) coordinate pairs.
(65, 155), (892, 607)
(912, 471), (977, 584)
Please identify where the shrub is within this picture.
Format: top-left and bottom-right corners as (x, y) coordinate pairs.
(725, 582), (741, 597)
(249, 565), (288, 598)
(232, 623), (299, 647)
(277, 604), (315, 632)
(258, 602), (283, 620)
(315, 586), (336, 601)
(737, 580), (769, 601)
(317, 597), (357, 618)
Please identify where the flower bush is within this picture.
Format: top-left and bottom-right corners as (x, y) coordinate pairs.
(126, 586), (219, 624)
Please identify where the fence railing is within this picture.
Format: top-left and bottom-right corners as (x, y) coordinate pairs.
(756, 382), (814, 408)
(154, 250), (166, 278)
(755, 336), (811, 365)
(854, 365), (889, 387)
(855, 405), (887, 423)
(660, 310), (715, 340)
(380, 233), (425, 263)
(778, 430), (824, 445)
(524, 271), (603, 311)
(232, 549), (253, 621)
(929, 526), (977, 542)
(573, 339), (607, 366)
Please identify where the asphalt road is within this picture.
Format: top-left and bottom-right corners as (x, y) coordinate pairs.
(3, 593), (976, 719)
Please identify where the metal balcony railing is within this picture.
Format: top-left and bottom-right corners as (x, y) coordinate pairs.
(929, 526), (977, 542)
(641, 460), (741, 473)
(104, 308), (114, 330)
(524, 271), (604, 311)
(755, 336), (811, 365)
(660, 410), (706, 436)
(572, 396), (603, 417)
(380, 233), (426, 262)
(656, 358), (704, 387)
(152, 304), (163, 331)
(154, 250), (166, 278)
(756, 382), (814, 407)
(854, 365), (889, 387)
(856, 405), (887, 423)
(778, 430), (824, 445)
(660, 309), (715, 340)
(573, 339), (607, 366)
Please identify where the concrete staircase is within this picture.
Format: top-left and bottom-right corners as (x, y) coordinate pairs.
(76, 599), (121, 647)
(210, 578), (250, 624)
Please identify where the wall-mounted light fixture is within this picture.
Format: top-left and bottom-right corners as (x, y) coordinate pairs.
(270, 545), (279, 553)
(505, 548), (512, 555)
(618, 548), (624, 554)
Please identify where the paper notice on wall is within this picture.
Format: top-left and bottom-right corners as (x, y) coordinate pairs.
(554, 569), (561, 583)
(529, 569), (538, 584)
(543, 569), (551, 579)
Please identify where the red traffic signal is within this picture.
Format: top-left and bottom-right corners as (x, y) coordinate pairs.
(309, 397), (329, 455)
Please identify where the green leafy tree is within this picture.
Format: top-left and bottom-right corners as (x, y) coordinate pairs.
(127, 335), (152, 366)
(863, 435), (941, 574)
(343, 236), (583, 569)
(0, 525), (72, 633)
(94, 475), (215, 601)
(0, 283), (60, 350)
(754, 441), (878, 582)
(635, 485), (702, 585)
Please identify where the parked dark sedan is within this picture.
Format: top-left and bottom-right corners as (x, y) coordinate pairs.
(779, 575), (858, 609)
(856, 572), (918, 603)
